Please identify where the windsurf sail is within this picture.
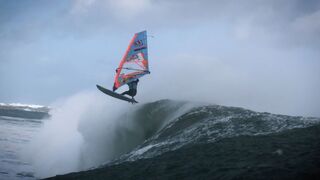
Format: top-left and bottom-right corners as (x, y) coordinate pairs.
(113, 31), (150, 90)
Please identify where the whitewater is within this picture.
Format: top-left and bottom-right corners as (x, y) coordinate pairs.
(1, 91), (319, 179)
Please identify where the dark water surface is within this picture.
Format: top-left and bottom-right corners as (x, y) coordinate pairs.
(1, 101), (319, 179)
(49, 124), (320, 180)
(0, 104), (48, 179)
(47, 100), (320, 180)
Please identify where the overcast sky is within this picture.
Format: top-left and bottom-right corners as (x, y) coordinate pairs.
(0, 0), (319, 116)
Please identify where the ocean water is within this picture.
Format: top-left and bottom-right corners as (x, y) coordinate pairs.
(1, 100), (320, 180)
(0, 104), (49, 179)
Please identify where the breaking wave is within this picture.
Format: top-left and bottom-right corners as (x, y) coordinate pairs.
(24, 92), (320, 178)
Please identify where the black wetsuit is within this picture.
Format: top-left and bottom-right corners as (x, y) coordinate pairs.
(121, 79), (139, 98)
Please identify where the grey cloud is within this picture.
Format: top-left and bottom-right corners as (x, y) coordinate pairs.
(64, 0), (320, 48)
(152, 0), (320, 48)
(1, 0), (319, 48)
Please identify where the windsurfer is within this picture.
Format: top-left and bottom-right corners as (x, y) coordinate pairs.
(120, 79), (139, 99)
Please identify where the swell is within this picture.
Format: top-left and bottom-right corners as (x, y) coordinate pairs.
(29, 98), (320, 179)
(26, 97), (196, 178)
(118, 103), (319, 162)
(85, 99), (195, 162)
(48, 123), (320, 180)
(0, 104), (49, 119)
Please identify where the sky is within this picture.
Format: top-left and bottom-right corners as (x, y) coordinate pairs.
(0, 0), (319, 116)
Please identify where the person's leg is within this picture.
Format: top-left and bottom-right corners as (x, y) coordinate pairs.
(131, 89), (137, 97)
(121, 90), (130, 96)
(122, 89), (137, 99)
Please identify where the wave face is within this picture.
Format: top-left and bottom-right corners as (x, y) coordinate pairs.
(47, 99), (320, 179)
(79, 99), (196, 164)
(26, 96), (196, 178)
(118, 100), (319, 162)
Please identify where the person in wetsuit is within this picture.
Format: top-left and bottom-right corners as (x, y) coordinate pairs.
(121, 79), (139, 98)
(113, 79), (139, 99)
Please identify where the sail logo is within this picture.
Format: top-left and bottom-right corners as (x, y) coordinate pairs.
(127, 54), (139, 61)
(127, 52), (144, 62)
(134, 40), (143, 47)
(134, 40), (146, 51)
